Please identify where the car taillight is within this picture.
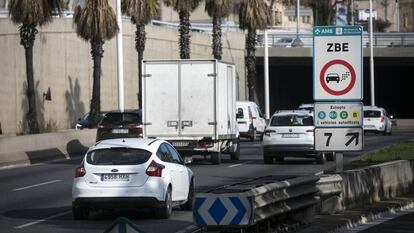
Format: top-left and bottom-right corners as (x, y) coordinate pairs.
(75, 163), (86, 178)
(264, 129), (276, 136)
(146, 160), (165, 177)
(380, 116), (384, 123)
(198, 140), (212, 148)
(97, 123), (109, 129)
(248, 110), (253, 123)
(130, 123), (142, 129)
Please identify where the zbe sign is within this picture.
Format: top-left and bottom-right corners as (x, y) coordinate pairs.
(313, 26), (363, 101)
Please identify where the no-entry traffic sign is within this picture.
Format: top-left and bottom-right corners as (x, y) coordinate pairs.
(313, 26), (363, 101)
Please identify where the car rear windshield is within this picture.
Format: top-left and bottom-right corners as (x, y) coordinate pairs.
(102, 112), (141, 125)
(364, 110), (381, 118)
(86, 148), (151, 165)
(237, 108), (244, 119)
(270, 115), (313, 126)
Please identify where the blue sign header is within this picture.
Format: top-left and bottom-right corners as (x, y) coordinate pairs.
(313, 26), (363, 37)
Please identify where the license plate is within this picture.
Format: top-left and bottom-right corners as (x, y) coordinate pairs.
(101, 174), (130, 181)
(364, 125), (375, 128)
(172, 141), (190, 147)
(282, 133), (299, 138)
(112, 129), (128, 134)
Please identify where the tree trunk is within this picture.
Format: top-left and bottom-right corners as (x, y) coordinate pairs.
(135, 23), (146, 109)
(179, 10), (191, 59)
(20, 24), (40, 134)
(246, 28), (258, 103)
(89, 39), (104, 128)
(212, 14), (222, 60)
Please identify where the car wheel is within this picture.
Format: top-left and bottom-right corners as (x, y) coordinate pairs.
(180, 180), (194, 210)
(275, 154), (284, 163)
(263, 151), (273, 164)
(211, 152), (222, 164)
(250, 128), (257, 141)
(230, 140), (240, 160)
(316, 152), (325, 164)
(326, 152), (335, 161)
(156, 187), (172, 219)
(382, 126), (387, 136)
(72, 204), (89, 220)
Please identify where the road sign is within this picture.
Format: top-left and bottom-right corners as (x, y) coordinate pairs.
(193, 196), (253, 226)
(315, 127), (363, 152)
(314, 102), (363, 127)
(313, 26), (363, 101)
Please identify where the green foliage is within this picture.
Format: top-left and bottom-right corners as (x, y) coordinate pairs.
(238, 0), (269, 30)
(345, 141), (414, 170)
(205, 0), (232, 18)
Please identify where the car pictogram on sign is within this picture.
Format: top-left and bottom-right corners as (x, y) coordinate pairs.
(326, 73), (340, 83)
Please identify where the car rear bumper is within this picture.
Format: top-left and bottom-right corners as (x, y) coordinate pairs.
(263, 145), (316, 156)
(72, 197), (163, 209)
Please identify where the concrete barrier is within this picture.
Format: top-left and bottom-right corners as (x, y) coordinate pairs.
(317, 159), (414, 214)
(0, 129), (96, 167)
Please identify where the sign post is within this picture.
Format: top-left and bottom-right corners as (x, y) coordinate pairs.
(313, 26), (363, 171)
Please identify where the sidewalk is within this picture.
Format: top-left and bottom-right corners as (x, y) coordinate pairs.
(297, 193), (414, 233)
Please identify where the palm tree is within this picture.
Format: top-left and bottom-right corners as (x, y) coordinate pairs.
(9, 0), (64, 134)
(73, 0), (119, 128)
(164, 0), (202, 59)
(122, 0), (159, 109)
(238, 0), (270, 102)
(205, 0), (232, 60)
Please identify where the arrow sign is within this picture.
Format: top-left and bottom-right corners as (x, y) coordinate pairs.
(193, 195), (253, 226)
(345, 132), (359, 146)
(315, 128), (363, 152)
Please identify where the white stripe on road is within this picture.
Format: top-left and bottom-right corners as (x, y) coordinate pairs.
(13, 180), (61, 191)
(14, 211), (71, 229)
(228, 161), (251, 168)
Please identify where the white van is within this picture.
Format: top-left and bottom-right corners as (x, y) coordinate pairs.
(236, 101), (267, 141)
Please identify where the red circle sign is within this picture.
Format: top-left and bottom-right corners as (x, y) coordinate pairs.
(319, 59), (356, 96)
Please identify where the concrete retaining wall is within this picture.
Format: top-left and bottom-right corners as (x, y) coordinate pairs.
(0, 129), (96, 167)
(0, 18), (246, 135)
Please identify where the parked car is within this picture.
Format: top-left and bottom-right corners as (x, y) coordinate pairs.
(274, 37), (295, 48)
(262, 110), (327, 164)
(297, 103), (314, 112)
(75, 111), (108, 130)
(72, 138), (194, 220)
(236, 101), (267, 141)
(363, 106), (393, 135)
(96, 109), (142, 141)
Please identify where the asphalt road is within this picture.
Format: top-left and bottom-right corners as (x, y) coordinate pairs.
(0, 131), (413, 233)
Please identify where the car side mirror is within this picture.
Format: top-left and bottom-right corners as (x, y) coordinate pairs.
(184, 156), (193, 165)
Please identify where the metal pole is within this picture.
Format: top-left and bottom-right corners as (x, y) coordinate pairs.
(351, 0), (355, 25)
(369, 0), (375, 106)
(116, 0), (125, 111)
(396, 0), (400, 32)
(336, 153), (343, 172)
(264, 30), (270, 120)
(293, 0), (303, 46)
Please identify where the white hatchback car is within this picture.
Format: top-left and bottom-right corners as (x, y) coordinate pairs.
(363, 106), (393, 135)
(262, 110), (326, 164)
(72, 138), (194, 220)
(236, 101), (267, 141)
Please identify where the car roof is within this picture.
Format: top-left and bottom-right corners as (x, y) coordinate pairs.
(107, 109), (141, 114)
(363, 105), (383, 111)
(272, 110), (313, 117)
(90, 138), (162, 153)
(236, 101), (256, 105)
(298, 103), (314, 108)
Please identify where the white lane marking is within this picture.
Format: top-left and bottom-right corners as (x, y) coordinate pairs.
(228, 161), (251, 168)
(14, 211), (71, 229)
(13, 180), (61, 191)
(175, 224), (200, 233)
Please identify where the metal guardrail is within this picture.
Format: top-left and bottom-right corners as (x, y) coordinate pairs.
(257, 32), (414, 48)
(315, 174), (343, 215)
(193, 175), (319, 229)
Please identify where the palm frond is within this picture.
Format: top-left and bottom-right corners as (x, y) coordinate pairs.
(9, 0), (64, 26)
(122, 0), (159, 25)
(205, 0), (232, 18)
(238, 0), (269, 30)
(163, 0), (202, 12)
(73, 0), (119, 42)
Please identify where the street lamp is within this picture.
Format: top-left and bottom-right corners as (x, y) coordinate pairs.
(116, 0), (124, 111)
(369, 0), (375, 106)
(292, 0), (304, 47)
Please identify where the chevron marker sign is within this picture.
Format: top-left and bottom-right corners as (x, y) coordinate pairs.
(193, 196), (253, 226)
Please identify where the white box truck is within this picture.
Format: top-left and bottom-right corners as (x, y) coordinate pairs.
(142, 59), (240, 164)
